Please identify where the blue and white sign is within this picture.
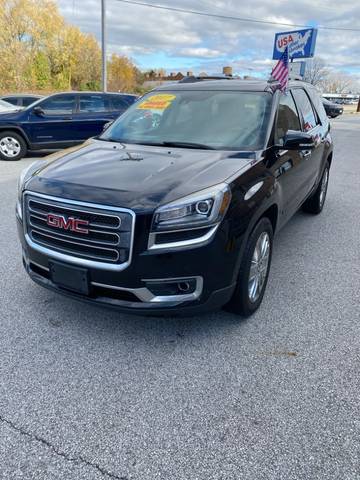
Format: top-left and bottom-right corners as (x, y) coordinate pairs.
(273, 28), (317, 60)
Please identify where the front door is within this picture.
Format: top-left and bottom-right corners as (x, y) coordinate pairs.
(269, 90), (309, 223)
(27, 94), (76, 146)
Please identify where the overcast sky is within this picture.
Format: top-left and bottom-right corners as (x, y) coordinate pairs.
(57, 0), (360, 78)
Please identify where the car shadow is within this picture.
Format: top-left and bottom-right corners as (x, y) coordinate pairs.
(31, 204), (326, 346)
(25, 150), (58, 158)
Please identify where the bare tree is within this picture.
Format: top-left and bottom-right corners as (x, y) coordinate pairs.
(303, 57), (329, 87)
(321, 73), (356, 94)
(302, 56), (360, 97)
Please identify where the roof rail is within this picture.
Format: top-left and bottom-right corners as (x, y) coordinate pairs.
(178, 75), (236, 83)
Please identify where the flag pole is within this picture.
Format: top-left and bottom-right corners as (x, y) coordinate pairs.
(101, 0), (107, 92)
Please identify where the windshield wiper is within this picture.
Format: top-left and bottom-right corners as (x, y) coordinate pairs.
(97, 136), (126, 145)
(161, 141), (215, 150)
(97, 139), (216, 150)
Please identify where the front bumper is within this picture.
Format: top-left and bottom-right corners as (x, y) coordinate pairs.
(17, 212), (240, 316)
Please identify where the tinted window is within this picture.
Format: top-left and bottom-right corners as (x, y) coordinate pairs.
(292, 89), (317, 132)
(307, 88), (329, 125)
(40, 95), (75, 115)
(111, 96), (129, 111)
(2, 97), (19, 106)
(22, 97), (39, 107)
(124, 95), (137, 105)
(102, 90), (272, 150)
(276, 92), (301, 141)
(79, 94), (108, 113)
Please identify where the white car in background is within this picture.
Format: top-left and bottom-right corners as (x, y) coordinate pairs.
(0, 99), (22, 112)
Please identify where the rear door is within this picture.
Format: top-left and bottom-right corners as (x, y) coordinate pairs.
(27, 94), (76, 145)
(291, 88), (324, 197)
(71, 93), (114, 140)
(306, 86), (330, 178)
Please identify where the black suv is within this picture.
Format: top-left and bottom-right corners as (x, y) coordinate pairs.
(0, 91), (137, 161)
(16, 80), (332, 316)
(322, 98), (343, 118)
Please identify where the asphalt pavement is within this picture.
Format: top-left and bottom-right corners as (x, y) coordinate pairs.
(0, 115), (359, 480)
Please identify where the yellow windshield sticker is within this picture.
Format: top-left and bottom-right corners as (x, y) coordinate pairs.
(137, 94), (176, 110)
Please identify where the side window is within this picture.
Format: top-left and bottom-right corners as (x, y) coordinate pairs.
(40, 95), (76, 115)
(111, 96), (129, 111)
(23, 97), (38, 107)
(292, 89), (317, 132)
(79, 94), (108, 113)
(3, 97), (18, 106)
(276, 92), (301, 142)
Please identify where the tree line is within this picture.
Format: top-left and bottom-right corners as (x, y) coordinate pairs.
(303, 58), (358, 94)
(0, 0), (144, 93)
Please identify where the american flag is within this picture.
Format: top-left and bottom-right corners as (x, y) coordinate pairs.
(271, 47), (289, 92)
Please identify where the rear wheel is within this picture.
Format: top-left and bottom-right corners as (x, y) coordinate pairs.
(302, 162), (330, 214)
(225, 217), (273, 317)
(0, 131), (27, 161)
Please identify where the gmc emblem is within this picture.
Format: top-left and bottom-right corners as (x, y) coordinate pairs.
(46, 213), (89, 234)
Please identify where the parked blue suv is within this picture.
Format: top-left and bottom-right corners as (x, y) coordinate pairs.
(0, 92), (137, 160)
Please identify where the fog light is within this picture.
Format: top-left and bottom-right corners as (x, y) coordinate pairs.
(145, 278), (197, 297)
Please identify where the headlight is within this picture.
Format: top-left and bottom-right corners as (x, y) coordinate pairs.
(152, 183), (231, 232)
(16, 160), (45, 219)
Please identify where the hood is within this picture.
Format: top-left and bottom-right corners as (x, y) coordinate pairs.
(0, 108), (22, 117)
(27, 139), (257, 212)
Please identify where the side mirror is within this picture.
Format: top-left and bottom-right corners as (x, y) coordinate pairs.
(278, 131), (315, 150)
(102, 121), (113, 132)
(33, 106), (45, 116)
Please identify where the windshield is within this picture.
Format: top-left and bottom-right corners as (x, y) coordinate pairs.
(101, 90), (272, 150)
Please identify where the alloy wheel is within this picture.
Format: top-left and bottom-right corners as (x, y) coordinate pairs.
(319, 168), (329, 207)
(0, 136), (21, 158)
(248, 231), (271, 303)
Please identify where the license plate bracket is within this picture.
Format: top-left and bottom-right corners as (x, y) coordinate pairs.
(49, 261), (89, 295)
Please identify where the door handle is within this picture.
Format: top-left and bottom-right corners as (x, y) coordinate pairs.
(301, 150), (311, 159)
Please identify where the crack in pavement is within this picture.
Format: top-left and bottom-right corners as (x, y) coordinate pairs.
(0, 413), (128, 480)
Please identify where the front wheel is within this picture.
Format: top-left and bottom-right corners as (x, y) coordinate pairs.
(0, 131), (27, 161)
(225, 217), (273, 317)
(302, 162), (330, 214)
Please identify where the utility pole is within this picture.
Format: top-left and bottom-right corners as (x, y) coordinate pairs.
(101, 0), (107, 92)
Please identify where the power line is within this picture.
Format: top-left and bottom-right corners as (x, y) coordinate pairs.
(114, 0), (360, 32)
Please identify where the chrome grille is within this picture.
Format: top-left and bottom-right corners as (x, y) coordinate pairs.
(24, 193), (135, 270)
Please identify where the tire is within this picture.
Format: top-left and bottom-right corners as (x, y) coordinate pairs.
(225, 217), (273, 317)
(0, 131), (27, 161)
(302, 162), (330, 214)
